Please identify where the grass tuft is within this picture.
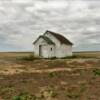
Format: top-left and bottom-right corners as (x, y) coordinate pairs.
(12, 92), (37, 100)
(93, 69), (100, 76)
(62, 55), (78, 59)
(17, 54), (39, 61)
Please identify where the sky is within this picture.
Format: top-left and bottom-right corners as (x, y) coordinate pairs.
(0, 0), (100, 52)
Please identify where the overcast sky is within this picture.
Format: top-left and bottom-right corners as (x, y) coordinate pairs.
(0, 0), (100, 51)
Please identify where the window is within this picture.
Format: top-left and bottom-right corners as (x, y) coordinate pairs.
(51, 48), (52, 51)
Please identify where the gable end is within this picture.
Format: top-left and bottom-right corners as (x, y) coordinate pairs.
(33, 35), (55, 45)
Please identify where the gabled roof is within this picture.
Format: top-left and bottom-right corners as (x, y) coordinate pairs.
(45, 30), (73, 45)
(33, 35), (55, 45)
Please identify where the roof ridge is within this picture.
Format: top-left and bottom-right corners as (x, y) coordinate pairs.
(45, 30), (73, 45)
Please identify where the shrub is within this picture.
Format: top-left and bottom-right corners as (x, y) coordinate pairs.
(48, 72), (58, 78)
(66, 84), (86, 99)
(49, 90), (57, 98)
(21, 55), (35, 61)
(12, 96), (21, 100)
(12, 92), (37, 100)
(40, 87), (57, 98)
(93, 69), (100, 76)
(18, 55), (39, 61)
(49, 57), (57, 60)
(0, 85), (15, 93)
(62, 55), (77, 59)
(66, 93), (80, 99)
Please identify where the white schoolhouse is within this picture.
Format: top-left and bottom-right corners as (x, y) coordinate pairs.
(33, 30), (73, 58)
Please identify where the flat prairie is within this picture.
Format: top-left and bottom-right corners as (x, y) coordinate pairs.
(0, 52), (100, 100)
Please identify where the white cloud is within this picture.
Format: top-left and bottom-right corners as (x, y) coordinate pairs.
(26, 1), (68, 13)
(0, 0), (100, 51)
(67, 0), (90, 19)
(88, 39), (99, 44)
(26, 6), (35, 12)
(86, 27), (96, 32)
(0, 7), (5, 11)
(35, 1), (68, 10)
(12, 0), (32, 4)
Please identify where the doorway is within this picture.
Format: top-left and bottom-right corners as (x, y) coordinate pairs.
(39, 45), (42, 57)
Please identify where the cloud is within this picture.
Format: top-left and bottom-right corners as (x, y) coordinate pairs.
(12, 0), (32, 4)
(35, 1), (68, 9)
(0, 0), (100, 51)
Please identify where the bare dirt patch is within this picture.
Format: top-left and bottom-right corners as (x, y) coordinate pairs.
(0, 52), (100, 100)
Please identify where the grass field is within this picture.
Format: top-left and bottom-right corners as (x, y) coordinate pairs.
(74, 51), (100, 58)
(0, 52), (100, 100)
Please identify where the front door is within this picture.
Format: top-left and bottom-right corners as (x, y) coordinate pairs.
(39, 45), (48, 58)
(39, 45), (42, 57)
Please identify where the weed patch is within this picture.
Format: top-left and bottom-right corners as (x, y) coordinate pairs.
(62, 55), (78, 59)
(12, 92), (37, 100)
(0, 85), (15, 93)
(48, 72), (59, 78)
(66, 84), (86, 99)
(93, 69), (100, 76)
(17, 55), (39, 61)
(40, 87), (57, 98)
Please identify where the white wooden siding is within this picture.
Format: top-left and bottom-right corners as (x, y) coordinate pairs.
(34, 33), (72, 58)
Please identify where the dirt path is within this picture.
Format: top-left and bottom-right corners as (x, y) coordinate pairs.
(0, 66), (97, 75)
(0, 58), (99, 75)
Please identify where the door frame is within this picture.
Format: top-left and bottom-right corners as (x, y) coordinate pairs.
(39, 45), (42, 57)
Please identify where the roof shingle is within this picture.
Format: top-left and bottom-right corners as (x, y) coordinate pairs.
(45, 30), (73, 45)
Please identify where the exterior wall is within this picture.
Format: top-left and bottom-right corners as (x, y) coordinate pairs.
(44, 32), (62, 58)
(44, 32), (73, 58)
(34, 37), (55, 58)
(60, 44), (72, 57)
(41, 45), (55, 58)
(34, 38), (47, 56)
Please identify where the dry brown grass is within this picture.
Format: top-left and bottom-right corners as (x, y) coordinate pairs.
(0, 52), (100, 100)
(74, 51), (100, 58)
